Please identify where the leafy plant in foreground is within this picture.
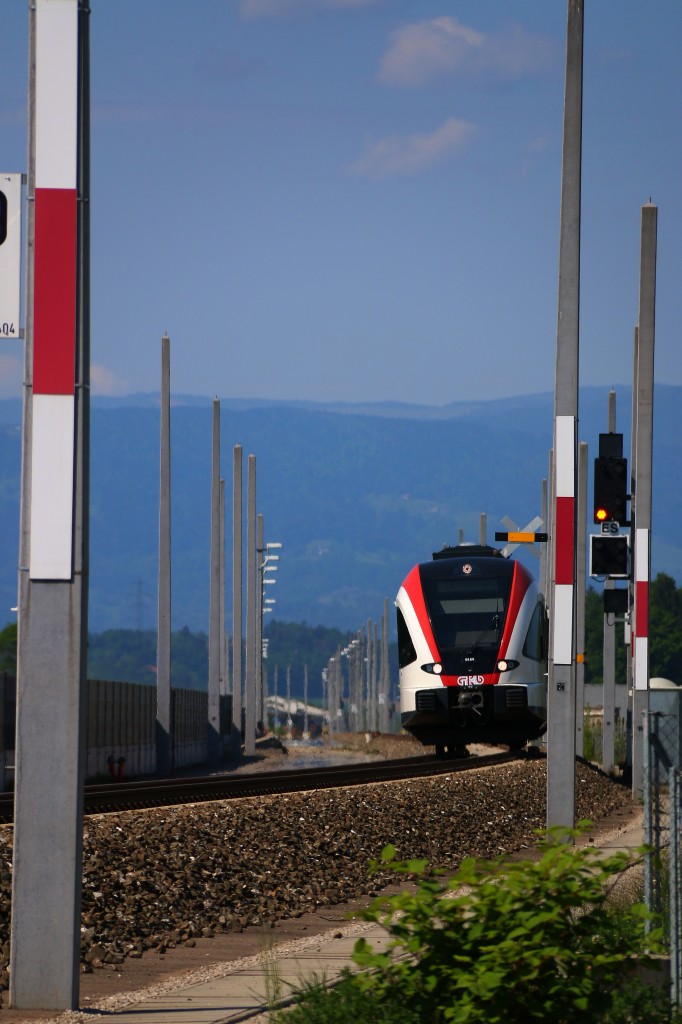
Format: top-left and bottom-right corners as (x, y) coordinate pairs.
(347, 827), (670, 1023)
(268, 968), (421, 1023)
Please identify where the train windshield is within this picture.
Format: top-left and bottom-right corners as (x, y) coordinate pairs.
(422, 575), (511, 651)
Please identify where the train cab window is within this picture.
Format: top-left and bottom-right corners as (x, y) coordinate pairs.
(423, 577), (510, 651)
(522, 601), (546, 662)
(397, 608), (417, 667)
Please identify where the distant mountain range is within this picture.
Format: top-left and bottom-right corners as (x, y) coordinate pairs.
(0, 385), (679, 635)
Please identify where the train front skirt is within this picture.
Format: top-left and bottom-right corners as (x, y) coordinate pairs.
(401, 680), (546, 749)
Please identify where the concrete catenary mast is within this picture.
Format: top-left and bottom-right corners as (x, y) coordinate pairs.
(11, 0), (90, 1008)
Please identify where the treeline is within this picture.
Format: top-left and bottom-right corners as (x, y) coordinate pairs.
(88, 627), (209, 690)
(263, 620), (355, 701)
(584, 572), (682, 686)
(0, 620), (361, 697)
(88, 622), (360, 696)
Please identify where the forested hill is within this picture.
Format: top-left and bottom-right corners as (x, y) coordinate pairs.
(0, 386), (680, 635)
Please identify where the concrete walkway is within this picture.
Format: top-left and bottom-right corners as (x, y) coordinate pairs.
(95, 921), (394, 1024)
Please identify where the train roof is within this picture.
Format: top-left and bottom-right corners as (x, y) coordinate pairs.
(414, 543), (534, 585)
(431, 544), (506, 561)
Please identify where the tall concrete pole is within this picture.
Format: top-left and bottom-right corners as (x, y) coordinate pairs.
(219, 477), (227, 697)
(631, 203), (657, 799)
(373, 620), (379, 733)
(286, 663), (292, 736)
(272, 663), (279, 731)
(575, 441), (588, 757)
(366, 621), (373, 731)
(547, 0), (583, 830)
(624, 329), (639, 777)
(245, 454), (257, 755)
(380, 596), (390, 732)
(232, 445), (243, 750)
(479, 513), (487, 546)
(256, 512), (264, 729)
(207, 398), (221, 766)
(602, 391), (617, 774)
(325, 655), (333, 737)
(156, 334), (172, 776)
(11, 1), (88, 1008)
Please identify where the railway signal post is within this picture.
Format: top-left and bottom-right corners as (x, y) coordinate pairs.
(601, 391), (620, 777)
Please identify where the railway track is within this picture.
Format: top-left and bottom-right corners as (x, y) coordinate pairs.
(0, 749), (523, 822)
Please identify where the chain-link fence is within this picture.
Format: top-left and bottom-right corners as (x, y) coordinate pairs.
(643, 703), (682, 1004)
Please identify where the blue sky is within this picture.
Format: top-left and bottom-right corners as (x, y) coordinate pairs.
(0, 0), (680, 406)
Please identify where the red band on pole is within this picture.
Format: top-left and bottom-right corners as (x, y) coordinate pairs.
(33, 188), (77, 396)
(554, 495), (575, 585)
(636, 580), (649, 638)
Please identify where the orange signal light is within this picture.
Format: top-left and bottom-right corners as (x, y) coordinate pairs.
(595, 508), (608, 522)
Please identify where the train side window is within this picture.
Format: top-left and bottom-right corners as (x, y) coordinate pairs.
(397, 608), (417, 667)
(522, 602), (544, 662)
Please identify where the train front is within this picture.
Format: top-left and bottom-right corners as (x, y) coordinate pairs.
(396, 545), (547, 753)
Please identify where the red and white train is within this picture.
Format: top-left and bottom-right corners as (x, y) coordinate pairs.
(396, 544), (548, 755)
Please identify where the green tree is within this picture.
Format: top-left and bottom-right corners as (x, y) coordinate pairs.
(87, 628), (209, 689)
(0, 621), (16, 673)
(650, 573), (682, 681)
(584, 573), (682, 687)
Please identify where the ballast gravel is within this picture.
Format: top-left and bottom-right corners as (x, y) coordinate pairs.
(0, 758), (632, 997)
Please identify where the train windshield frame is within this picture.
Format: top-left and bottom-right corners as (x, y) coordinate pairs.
(421, 574), (512, 652)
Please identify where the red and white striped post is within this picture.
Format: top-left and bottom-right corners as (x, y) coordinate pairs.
(552, 417), (576, 669)
(30, 0), (79, 579)
(633, 529), (650, 693)
(546, 0), (583, 831)
(10, 0), (89, 1009)
(630, 202), (657, 799)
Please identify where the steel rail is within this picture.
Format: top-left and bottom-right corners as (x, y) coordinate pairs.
(0, 750), (523, 823)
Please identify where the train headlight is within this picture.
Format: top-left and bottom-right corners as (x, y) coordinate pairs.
(421, 662), (443, 675)
(497, 659), (519, 672)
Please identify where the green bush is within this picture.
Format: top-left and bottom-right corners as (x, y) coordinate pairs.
(271, 826), (676, 1024)
(269, 969), (421, 1023)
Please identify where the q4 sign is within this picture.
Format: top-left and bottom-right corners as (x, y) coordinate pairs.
(0, 173), (22, 339)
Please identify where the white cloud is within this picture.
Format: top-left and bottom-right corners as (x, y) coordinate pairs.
(91, 364), (130, 396)
(240, 0), (379, 18)
(378, 17), (553, 86)
(348, 117), (474, 180)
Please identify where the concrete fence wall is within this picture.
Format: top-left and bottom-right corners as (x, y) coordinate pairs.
(173, 686), (209, 770)
(87, 678), (158, 779)
(2, 676), (232, 785)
